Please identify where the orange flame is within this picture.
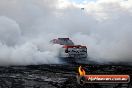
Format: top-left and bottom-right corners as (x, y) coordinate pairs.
(78, 66), (86, 76)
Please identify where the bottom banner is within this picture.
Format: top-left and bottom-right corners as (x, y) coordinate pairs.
(77, 66), (130, 85)
(77, 75), (130, 85)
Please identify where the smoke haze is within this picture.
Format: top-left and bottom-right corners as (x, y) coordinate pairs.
(0, 0), (132, 65)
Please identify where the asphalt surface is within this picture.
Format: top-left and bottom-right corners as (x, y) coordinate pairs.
(0, 63), (132, 88)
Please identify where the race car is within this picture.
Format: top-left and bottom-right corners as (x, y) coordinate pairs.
(50, 38), (87, 59)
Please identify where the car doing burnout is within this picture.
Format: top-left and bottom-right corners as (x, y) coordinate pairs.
(50, 38), (87, 59)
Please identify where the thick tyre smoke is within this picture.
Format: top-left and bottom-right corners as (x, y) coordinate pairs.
(0, 0), (132, 65)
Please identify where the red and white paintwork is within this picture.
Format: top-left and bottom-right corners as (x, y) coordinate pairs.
(50, 38), (87, 58)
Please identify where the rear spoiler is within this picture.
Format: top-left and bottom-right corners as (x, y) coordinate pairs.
(63, 45), (86, 48)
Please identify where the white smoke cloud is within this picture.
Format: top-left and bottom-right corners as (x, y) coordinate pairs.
(0, 16), (60, 65)
(72, 0), (132, 63)
(0, 0), (131, 65)
(0, 16), (21, 46)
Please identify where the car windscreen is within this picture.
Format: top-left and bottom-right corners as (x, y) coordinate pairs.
(59, 39), (74, 45)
